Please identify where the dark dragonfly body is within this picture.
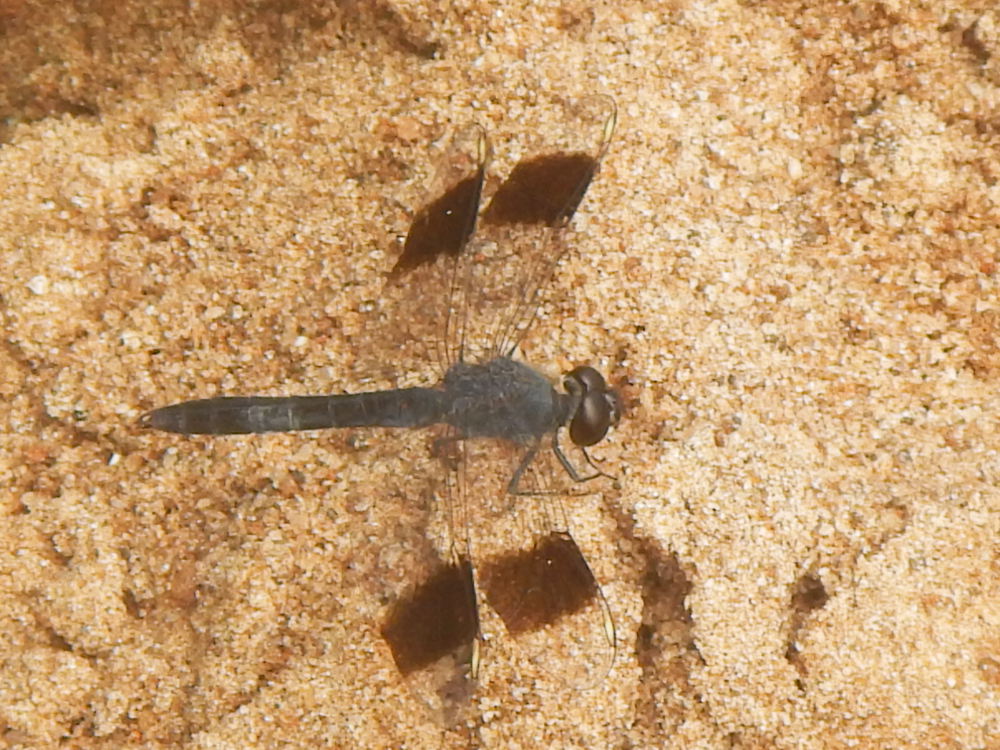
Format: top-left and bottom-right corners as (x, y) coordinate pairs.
(142, 357), (568, 440)
(142, 357), (617, 491)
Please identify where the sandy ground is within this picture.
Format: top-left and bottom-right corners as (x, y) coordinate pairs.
(2, 1), (999, 747)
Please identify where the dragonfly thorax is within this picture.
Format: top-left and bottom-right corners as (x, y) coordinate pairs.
(441, 357), (566, 444)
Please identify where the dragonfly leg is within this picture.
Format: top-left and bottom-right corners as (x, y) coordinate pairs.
(550, 430), (615, 484)
(506, 442), (541, 496)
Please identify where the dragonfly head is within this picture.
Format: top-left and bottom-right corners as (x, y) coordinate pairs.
(563, 366), (621, 447)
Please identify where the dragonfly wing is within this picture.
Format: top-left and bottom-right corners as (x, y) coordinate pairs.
(455, 95), (617, 364)
(462, 438), (617, 688)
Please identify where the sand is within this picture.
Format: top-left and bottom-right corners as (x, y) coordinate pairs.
(1, 1), (998, 747)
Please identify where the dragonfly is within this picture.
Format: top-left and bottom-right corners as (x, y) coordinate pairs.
(141, 96), (620, 688)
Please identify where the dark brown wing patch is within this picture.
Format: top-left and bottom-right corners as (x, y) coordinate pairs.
(390, 170), (485, 278)
(476, 516), (616, 689)
(482, 151), (598, 228)
(479, 531), (599, 635)
(381, 556), (479, 675)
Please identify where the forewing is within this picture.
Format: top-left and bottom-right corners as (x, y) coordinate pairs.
(480, 530), (615, 689)
(379, 96), (615, 373)
(453, 95), (617, 364)
(462, 439), (617, 688)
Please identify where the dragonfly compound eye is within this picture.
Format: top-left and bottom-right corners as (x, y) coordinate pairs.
(565, 366), (620, 447)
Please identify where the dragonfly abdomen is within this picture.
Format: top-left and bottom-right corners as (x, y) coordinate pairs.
(141, 388), (447, 435)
